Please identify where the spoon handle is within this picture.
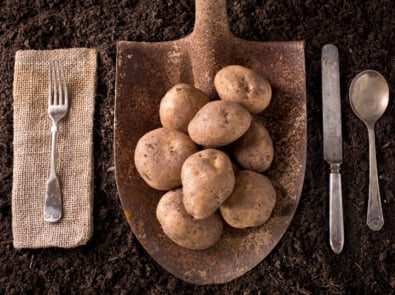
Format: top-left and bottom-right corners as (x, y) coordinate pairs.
(367, 126), (384, 231)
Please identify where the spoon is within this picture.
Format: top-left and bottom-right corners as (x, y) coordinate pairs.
(349, 70), (389, 231)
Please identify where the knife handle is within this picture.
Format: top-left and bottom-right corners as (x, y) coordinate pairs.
(329, 163), (344, 254)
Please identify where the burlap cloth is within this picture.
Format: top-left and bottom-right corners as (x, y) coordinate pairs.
(12, 49), (97, 248)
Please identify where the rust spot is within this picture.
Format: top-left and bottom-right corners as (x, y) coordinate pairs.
(124, 209), (133, 224)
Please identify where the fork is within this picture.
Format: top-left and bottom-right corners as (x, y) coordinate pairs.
(44, 61), (69, 223)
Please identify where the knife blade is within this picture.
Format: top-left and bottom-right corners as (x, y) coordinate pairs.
(321, 44), (344, 254)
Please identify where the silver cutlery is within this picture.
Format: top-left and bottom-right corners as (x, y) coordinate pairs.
(349, 70), (389, 231)
(322, 44), (344, 254)
(44, 61), (69, 223)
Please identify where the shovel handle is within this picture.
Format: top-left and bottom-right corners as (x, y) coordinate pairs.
(193, 0), (230, 37)
(190, 0), (232, 97)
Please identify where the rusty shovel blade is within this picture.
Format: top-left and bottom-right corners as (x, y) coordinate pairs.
(115, 0), (306, 285)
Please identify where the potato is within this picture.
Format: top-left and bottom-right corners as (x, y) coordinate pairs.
(134, 128), (197, 190)
(156, 189), (223, 250)
(214, 65), (272, 114)
(181, 149), (235, 219)
(220, 170), (276, 228)
(232, 121), (274, 172)
(159, 84), (210, 133)
(188, 100), (251, 147)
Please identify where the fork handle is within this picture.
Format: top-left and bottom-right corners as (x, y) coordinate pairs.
(44, 175), (62, 223)
(50, 122), (58, 176)
(44, 122), (62, 223)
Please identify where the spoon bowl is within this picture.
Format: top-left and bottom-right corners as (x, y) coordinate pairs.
(349, 70), (389, 124)
(349, 70), (389, 231)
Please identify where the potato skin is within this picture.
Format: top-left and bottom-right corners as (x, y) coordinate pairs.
(159, 84), (210, 133)
(214, 65), (272, 114)
(220, 170), (276, 228)
(232, 121), (274, 172)
(156, 189), (223, 250)
(181, 149), (235, 219)
(134, 128), (197, 190)
(188, 100), (251, 147)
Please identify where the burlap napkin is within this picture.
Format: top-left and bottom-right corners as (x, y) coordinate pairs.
(12, 48), (97, 248)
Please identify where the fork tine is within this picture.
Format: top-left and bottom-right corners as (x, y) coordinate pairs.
(52, 61), (58, 105)
(55, 61), (62, 105)
(60, 62), (68, 107)
(48, 61), (54, 105)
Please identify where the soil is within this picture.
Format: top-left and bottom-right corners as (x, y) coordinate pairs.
(0, 0), (394, 294)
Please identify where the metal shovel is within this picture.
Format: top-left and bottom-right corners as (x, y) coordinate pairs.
(115, 0), (306, 285)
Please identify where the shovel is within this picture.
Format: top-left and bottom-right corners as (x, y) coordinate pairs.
(115, 0), (306, 285)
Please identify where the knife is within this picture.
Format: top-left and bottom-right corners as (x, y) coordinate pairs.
(321, 44), (344, 254)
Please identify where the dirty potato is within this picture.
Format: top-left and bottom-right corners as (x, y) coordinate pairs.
(181, 149), (235, 219)
(214, 65), (272, 114)
(232, 121), (274, 172)
(159, 83), (210, 133)
(188, 100), (251, 147)
(156, 189), (223, 250)
(220, 170), (276, 228)
(134, 128), (197, 190)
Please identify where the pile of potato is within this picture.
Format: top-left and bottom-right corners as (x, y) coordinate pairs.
(134, 65), (276, 250)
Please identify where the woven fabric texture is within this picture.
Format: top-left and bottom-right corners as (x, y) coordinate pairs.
(12, 48), (97, 248)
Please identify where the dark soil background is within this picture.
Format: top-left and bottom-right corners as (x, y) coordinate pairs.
(0, 0), (394, 293)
